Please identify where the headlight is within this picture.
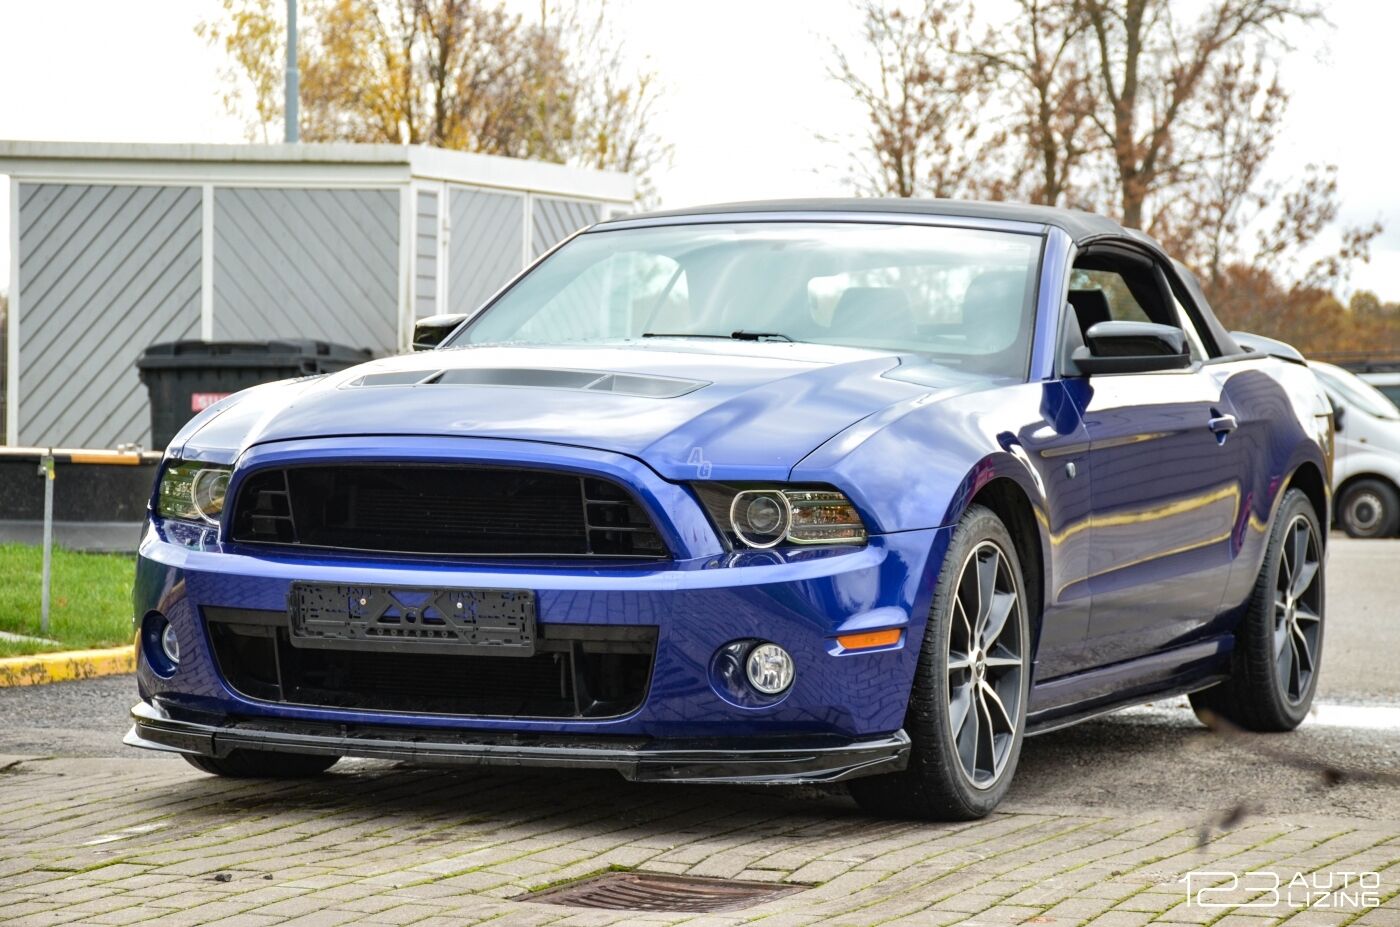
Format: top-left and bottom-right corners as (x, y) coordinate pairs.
(157, 462), (232, 524)
(784, 489), (869, 543)
(694, 483), (868, 549)
(730, 490), (790, 548)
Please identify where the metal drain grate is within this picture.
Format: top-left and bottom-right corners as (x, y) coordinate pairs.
(523, 871), (805, 913)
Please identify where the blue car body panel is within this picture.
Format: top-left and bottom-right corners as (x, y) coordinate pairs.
(137, 525), (947, 740)
(129, 203), (1333, 780)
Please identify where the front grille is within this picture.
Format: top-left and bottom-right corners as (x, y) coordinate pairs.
(206, 609), (656, 719)
(229, 465), (667, 558)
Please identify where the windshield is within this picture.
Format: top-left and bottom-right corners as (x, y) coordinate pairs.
(1313, 364), (1400, 421)
(449, 221), (1043, 378)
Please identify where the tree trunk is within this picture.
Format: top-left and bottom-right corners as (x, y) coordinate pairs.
(1121, 182), (1144, 229)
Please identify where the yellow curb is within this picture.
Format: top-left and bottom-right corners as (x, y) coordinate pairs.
(0, 645), (136, 687)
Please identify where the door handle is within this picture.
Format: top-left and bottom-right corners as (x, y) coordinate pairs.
(1208, 413), (1238, 438)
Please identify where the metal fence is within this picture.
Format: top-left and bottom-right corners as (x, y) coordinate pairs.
(0, 446), (158, 633)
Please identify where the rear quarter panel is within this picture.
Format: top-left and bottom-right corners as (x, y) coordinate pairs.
(1212, 356), (1331, 622)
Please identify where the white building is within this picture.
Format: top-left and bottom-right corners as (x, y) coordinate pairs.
(0, 141), (633, 449)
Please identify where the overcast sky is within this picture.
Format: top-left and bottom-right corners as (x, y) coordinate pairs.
(2, 0), (1397, 300)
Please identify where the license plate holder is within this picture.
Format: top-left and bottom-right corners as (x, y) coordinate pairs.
(288, 583), (536, 656)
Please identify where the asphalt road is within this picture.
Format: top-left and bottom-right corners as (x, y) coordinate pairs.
(2, 537), (1396, 823)
(1313, 536), (1400, 700)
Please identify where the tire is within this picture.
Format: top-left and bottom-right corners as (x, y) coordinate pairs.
(850, 505), (1030, 820)
(1337, 478), (1400, 539)
(183, 750), (340, 778)
(1190, 488), (1324, 732)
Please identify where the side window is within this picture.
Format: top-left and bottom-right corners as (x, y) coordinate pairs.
(1069, 268), (1150, 323)
(1066, 253), (1195, 362)
(1063, 248), (1219, 373)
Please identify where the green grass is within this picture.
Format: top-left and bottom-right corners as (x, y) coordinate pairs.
(0, 544), (135, 657)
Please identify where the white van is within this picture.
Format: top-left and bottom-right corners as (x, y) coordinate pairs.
(1356, 369), (1400, 411)
(1311, 361), (1400, 537)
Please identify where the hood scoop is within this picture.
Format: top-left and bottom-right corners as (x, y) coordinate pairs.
(348, 366), (709, 399)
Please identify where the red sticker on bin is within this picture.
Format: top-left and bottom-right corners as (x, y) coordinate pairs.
(191, 392), (232, 412)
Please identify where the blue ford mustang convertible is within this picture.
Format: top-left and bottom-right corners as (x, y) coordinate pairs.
(128, 200), (1332, 820)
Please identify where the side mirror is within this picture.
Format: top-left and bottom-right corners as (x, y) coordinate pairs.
(1332, 402), (1346, 433)
(1071, 320), (1191, 375)
(411, 313), (468, 351)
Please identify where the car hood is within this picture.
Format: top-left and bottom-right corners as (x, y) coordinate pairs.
(178, 341), (969, 480)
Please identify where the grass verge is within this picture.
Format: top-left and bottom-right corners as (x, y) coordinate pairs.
(0, 544), (134, 657)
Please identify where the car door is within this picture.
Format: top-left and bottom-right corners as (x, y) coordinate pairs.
(1067, 252), (1241, 668)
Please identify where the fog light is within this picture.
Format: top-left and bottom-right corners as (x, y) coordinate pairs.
(160, 622), (180, 664)
(745, 643), (794, 695)
(140, 613), (179, 677)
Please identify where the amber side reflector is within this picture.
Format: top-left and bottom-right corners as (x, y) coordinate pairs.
(836, 628), (902, 650)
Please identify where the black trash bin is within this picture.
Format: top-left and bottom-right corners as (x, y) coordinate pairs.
(137, 340), (372, 449)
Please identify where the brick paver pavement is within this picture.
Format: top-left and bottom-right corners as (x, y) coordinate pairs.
(1, 755), (1396, 927)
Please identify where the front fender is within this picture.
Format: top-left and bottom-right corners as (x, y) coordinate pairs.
(791, 381), (1073, 534)
(793, 380), (1092, 679)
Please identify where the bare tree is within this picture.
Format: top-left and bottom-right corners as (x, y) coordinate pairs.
(831, 0), (1385, 353)
(1149, 47), (1285, 283)
(1257, 166), (1384, 292)
(1076, 0), (1321, 229)
(543, 1), (672, 206)
(830, 0), (984, 198)
(1087, 29), (1381, 293)
(967, 0), (1096, 206)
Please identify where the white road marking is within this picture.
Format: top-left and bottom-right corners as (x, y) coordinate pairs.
(1309, 702), (1400, 731)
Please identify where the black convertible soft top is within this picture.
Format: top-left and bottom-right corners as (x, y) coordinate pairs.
(603, 197), (1125, 243)
(600, 197), (1243, 356)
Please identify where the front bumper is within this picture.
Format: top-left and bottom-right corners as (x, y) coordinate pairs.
(134, 437), (951, 748)
(126, 699), (911, 784)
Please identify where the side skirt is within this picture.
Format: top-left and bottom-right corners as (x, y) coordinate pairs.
(1025, 635), (1233, 735)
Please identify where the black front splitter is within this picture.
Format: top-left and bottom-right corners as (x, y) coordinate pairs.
(125, 700), (910, 785)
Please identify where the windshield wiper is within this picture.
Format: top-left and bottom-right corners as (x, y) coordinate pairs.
(729, 330), (792, 342)
(641, 331), (794, 343)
